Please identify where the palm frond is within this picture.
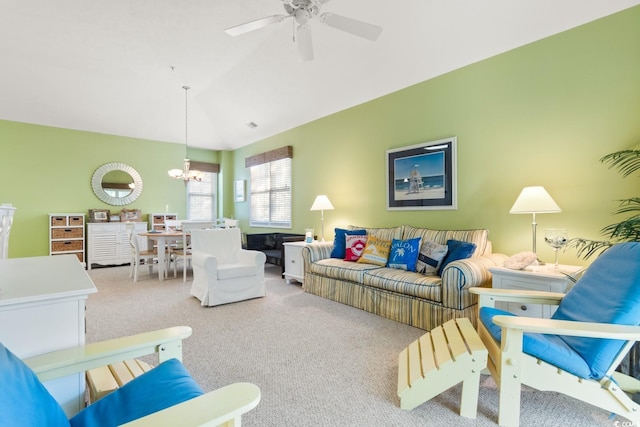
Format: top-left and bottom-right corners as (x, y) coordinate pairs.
(567, 238), (613, 259)
(600, 149), (640, 178)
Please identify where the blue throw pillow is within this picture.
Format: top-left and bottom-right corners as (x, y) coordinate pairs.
(330, 228), (367, 259)
(0, 342), (69, 427)
(437, 239), (476, 275)
(70, 358), (203, 427)
(387, 237), (422, 271)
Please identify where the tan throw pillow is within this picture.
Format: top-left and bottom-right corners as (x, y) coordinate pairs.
(357, 236), (392, 266)
(416, 240), (449, 275)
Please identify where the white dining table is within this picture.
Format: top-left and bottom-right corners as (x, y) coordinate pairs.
(138, 230), (184, 281)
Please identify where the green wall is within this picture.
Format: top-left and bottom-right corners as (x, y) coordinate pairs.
(232, 6), (640, 266)
(0, 122), (221, 257)
(1, 7), (638, 266)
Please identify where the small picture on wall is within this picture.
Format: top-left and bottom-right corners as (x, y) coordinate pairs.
(386, 137), (457, 210)
(234, 180), (245, 202)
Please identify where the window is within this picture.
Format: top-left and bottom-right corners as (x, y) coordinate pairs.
(187, 172), (216, 220)
(250, 157), (291, 228)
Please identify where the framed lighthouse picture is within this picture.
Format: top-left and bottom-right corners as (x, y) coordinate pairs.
(386, 137), (457, 210)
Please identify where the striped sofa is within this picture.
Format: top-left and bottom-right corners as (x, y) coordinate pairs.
(301, 225), (508, 331)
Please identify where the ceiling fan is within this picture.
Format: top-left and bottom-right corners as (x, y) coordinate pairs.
(224, 0), (383, 61)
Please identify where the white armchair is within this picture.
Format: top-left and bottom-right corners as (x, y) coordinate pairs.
(190, 228), (267, 307)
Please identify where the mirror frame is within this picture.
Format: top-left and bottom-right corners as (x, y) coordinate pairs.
(91, 162), (143, 206)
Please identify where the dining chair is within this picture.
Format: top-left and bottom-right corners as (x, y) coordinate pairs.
(126, 223), (162, 282)
(470, 242), (640, 426)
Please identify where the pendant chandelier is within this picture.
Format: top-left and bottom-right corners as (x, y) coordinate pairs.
(168, 85), (203, 184)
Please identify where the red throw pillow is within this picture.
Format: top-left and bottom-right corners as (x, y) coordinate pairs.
(344, 235), (368, 261)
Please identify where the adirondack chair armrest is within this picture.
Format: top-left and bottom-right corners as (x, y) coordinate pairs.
(25, 326), (192, 382)
(121, 382), (261, 427)
(470, 287), (565, 308)
(493, 315), (640, 341)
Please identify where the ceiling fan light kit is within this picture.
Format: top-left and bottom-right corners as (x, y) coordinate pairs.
(224, 0), (382, 61)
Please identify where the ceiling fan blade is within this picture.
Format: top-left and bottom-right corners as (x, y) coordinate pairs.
(296, 24), (314, 61)
(320, 13), (382, 41)
(224, 15), (288, 36)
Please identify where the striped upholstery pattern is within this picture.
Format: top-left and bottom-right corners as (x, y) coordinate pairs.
(301, 226), (508, 331)
(440, 253), (508, 309)
(362, 268), (442, 301)
(309, 258), (382, 283)
(403, 226), (489, 257)
(348, 225), (404, 241)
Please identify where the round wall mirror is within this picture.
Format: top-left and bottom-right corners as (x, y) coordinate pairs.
(91, 162), (143, 206)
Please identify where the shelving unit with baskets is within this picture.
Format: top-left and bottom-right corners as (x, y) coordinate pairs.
(49, 213), (85, 266)
(149, 213), (178, 231)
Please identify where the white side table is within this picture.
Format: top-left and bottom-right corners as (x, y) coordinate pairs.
(489, 264), (585, 318)
(283, 241), (310, 284)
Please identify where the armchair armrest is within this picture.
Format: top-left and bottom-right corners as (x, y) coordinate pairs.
(301, 241), (333, 264)
(237, 248), (267, 266)
(440, 253), (509, 309)
(493, 315), (640, 340)
(122, 382), (261, 427)
(25, 326), (192, 382)
(470, 287), (565, 308)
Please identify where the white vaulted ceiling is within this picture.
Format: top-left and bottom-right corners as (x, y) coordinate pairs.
(1, 0), (638, 150)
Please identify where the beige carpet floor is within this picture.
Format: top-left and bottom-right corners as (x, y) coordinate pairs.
(85, 264), (615, 426)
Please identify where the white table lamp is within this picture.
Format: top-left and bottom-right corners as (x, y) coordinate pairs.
(509, 186), (561, 256)
(310, 195), (334, 242)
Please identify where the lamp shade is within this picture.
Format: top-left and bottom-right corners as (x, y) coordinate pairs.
(509, 186), (561, 214)
(310, 195), (334, 211)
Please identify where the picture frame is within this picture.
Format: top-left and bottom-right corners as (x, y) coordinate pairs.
(234, 180), (245, 202)
(120, 208), (141, 222)
(89, 209), (110, 222)
(386, 137), (457, 210)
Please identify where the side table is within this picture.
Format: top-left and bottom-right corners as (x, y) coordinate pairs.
(489, 263), (585, 318)
(283, 241), (310, 284)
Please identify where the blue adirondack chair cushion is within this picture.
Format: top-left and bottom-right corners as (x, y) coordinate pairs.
(0, 342), (70, 427)
(479, 306), (592, 378)
(70, 358), (203, 427)
(552, 242), (640, 379)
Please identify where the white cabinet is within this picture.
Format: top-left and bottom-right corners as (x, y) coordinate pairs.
(49, 213), (85, 266)
(149, 213), (178, 232)
(87, 222), (147, 270)
(0, 255), (97, 417)
(489, 264), (585, 318)
(283, 241), (309, 283)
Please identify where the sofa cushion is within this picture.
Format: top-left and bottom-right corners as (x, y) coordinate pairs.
(357, 236), (392, 266)
(363, 268), (442, 301)
(331, 228), (367, 259)
(387, 237), (422, 272)
(309, 258), (382, 283)
(348, 225), (404, 242)
(438, 239), (476, 275)
(403, 226), (488, 257)
(415, 240), (448, 275)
